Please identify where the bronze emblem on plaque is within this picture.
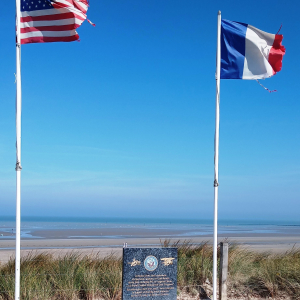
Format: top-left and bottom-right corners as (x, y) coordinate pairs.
(161, 257), (175, 266)
(128, 258), (141, 266)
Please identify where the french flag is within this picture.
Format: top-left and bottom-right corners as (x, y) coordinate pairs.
(221, 19), (285, 79)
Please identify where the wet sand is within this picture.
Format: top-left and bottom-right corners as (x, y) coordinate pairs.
(1, 229), (300, 264)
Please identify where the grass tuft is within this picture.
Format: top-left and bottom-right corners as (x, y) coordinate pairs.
(0, 241), (300, 299)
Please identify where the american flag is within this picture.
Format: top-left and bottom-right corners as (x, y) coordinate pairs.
(20, 0), (91, 44)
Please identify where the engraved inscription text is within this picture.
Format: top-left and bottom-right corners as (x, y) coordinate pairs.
(126, 274), (175, 297)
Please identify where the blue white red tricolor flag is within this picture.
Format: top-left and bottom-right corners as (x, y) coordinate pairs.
(221, 20), (285, 80)
(19, 0), (92, 44)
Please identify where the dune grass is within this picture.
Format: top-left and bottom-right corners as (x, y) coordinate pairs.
(0, 241), (299, 299)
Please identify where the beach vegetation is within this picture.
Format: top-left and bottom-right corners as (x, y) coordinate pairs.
(0, 241), (299, 299)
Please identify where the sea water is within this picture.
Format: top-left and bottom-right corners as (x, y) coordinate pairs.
(0, 216), (299, 239)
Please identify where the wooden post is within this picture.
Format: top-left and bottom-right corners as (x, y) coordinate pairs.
(219, 242), (228, 300)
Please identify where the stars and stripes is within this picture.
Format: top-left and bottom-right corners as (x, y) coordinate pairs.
(19, 0), (91, 44)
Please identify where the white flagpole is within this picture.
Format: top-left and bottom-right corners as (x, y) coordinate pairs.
(15, 0), (22, 299)
(213, 10), (221, 300)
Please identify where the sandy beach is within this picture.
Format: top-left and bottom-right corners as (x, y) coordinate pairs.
(1, 225), (300, 300)
(1, 226), (300, 263)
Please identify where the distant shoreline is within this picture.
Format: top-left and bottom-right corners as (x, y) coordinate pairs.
(1, 220), (300, 263)
(1, 226), (300, 240)
(1, 233), (300, 264)
(1, 219), (300, 240)
(1, 215), (299, 226)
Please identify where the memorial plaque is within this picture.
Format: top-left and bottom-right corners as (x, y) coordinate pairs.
(122, 248), (178, 300)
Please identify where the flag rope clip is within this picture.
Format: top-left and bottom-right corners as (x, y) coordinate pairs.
(214, 180), (219, 187)
(15, 161), (22, 171)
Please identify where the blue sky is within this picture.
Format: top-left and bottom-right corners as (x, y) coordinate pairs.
(0, 0), (299, 221)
